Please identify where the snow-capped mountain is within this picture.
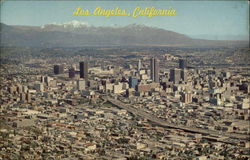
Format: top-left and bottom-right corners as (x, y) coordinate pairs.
(1, 22), (248, 47)
(41, 20), (89, 31)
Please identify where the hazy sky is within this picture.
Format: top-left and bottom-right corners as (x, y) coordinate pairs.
(1, 1), (249, 40)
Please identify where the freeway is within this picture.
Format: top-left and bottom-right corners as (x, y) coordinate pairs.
(105, 97), (249, 142)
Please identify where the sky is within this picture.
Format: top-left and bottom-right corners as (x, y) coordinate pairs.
(1, 1), (249, 40)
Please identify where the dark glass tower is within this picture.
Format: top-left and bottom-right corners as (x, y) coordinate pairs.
(170, 68), (181, 84)
(54, 65), (63, 75)
(179, 59), (187, 69)
(150, 58), (159, 83)
(68, 68), (75, 78)
(79, 62), (88, 80)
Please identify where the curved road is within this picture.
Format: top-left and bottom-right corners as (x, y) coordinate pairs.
(105, 97), (249, 143)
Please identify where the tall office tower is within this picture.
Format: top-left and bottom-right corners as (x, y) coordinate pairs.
(77, 80), (86, 90)
(181, 69), (188, 82)
(129, 77), (138, 89)
(170, 68), (181, 84)
(138, 59), (142, 71)
(54, 65), (63, 75)
(26, 93), (31, 103)
(69, 68), (75, 78)
(179, 59), (187, 69)
(20, 93), (26, 102)
(41, 76), (45, 83)
(79, 61), (88, 80)
(22, 86), (28, 93)
(181, 92), (192, 104)
(150, 58), (159, 83)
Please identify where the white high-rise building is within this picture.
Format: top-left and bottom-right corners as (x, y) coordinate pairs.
(138, 59), (141, 71)
(77, 80), (86, 90)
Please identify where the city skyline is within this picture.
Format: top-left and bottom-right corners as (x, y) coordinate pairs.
(1, 46), (249, 159)
(0, 1), (249, 159)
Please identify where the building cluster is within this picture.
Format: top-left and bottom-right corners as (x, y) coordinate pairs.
(0, 49), (249, 159)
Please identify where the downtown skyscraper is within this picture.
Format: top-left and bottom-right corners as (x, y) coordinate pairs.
(53, 65), (64, 75)
(179, 59), (187, 69)
(170, 68), (181, 84)
(79, 61), (88, 81)
(150, 58), (159, 83)
(138, 59), (141, 71)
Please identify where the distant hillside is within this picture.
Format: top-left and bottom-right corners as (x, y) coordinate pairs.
(0, 21), (248, 47)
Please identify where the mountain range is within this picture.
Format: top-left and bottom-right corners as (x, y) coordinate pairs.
(0, 21), (248, 47)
